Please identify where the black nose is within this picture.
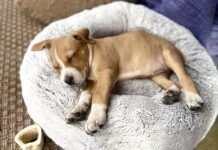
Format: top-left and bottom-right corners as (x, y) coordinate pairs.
(64, 76), (74, 85)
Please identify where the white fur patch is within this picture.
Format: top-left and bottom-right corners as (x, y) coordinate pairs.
(54, 48), (65, 69)
(85, 104), (107, 132)
(87, 44), (93, 69)
(76, 90), (92, 107)
(60, 67), (85, 85)
(54, 48), (85, 84)
(183, 90), (203, 108)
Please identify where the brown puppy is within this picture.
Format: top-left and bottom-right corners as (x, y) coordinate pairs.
(32, 28), (203, 134)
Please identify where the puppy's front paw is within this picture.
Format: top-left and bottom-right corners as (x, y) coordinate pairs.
(85, 104), (107, 135)
(162, 85), (180, 105)
(65, 105), (88, 123)
(65, 91), (91, 123)
(183, 90), (203, 111)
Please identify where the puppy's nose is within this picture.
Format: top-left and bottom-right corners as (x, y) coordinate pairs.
(64, 76), (74, 85)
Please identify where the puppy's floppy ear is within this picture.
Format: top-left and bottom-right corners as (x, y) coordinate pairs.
(72, 28), (95, 44)
(31, 40), (51, 51)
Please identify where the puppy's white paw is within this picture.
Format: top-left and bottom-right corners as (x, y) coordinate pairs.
(183, 90), (203, 111)
(65, 91), (91, 123)
(85, 104), (107, 135)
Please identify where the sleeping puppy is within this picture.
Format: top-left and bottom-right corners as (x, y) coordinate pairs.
(31, 28), (203, 135)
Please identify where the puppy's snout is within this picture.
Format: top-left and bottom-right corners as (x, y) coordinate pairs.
(64, 76), (74, 85)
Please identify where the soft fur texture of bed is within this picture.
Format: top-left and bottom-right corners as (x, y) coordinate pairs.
(20, 2), (218, 150)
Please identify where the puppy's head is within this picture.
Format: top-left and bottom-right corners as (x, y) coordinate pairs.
(31, 28), (94, 86)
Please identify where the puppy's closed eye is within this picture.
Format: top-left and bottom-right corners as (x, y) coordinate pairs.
(66, 50), (78, 63)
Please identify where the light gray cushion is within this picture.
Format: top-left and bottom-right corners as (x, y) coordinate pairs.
(20, 2), (218, 150)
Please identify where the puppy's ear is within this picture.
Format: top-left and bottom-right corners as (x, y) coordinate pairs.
(31, 40), (51, 51)
(75, 28), (89, 39)
(72, 28), (95, 44)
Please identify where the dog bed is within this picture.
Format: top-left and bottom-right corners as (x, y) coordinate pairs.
(20, 2), (218, 150)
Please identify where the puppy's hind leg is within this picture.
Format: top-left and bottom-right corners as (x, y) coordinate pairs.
(162, 47), (203, 110)
(151, 73), (180, 104)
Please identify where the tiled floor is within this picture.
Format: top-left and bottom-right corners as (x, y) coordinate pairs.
(0, 0), (60, 149)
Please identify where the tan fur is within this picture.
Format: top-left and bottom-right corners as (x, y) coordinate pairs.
(32, 28), (203, 134)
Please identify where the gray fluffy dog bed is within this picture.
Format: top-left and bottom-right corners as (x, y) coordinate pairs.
(20, 2), (218, 150)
